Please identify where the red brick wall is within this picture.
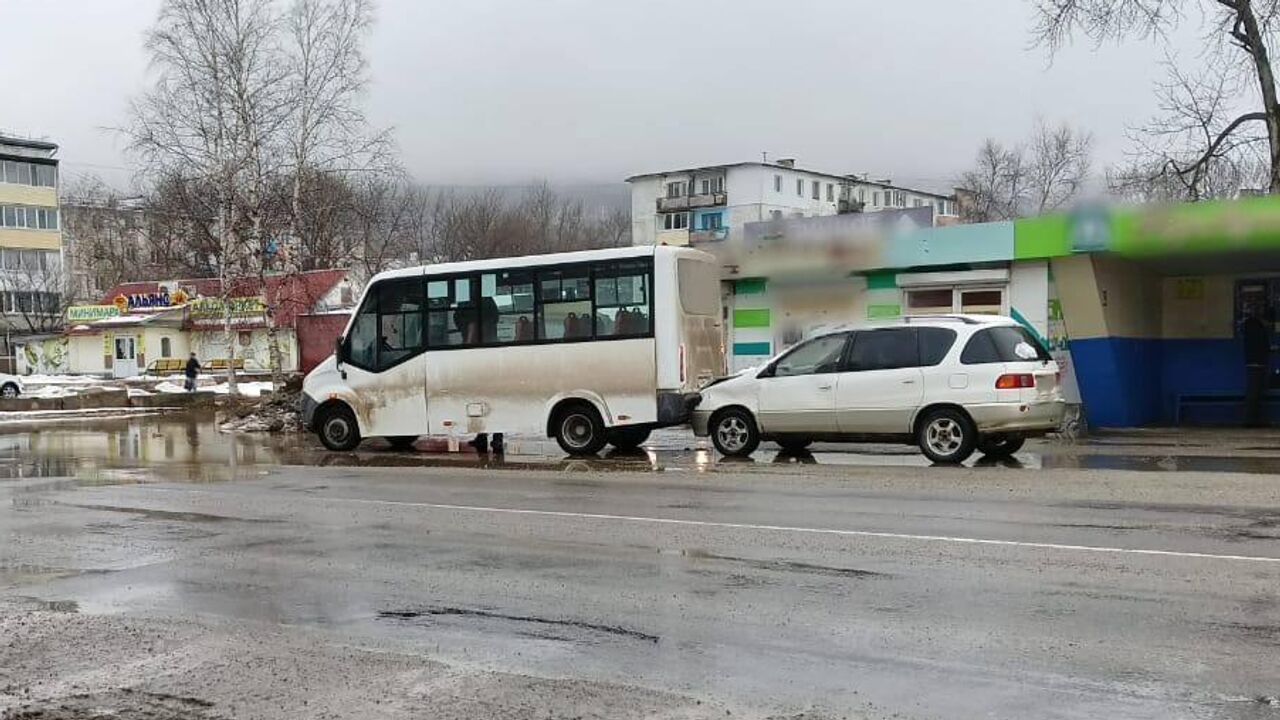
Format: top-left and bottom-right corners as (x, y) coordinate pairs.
(296, 312), (350, 374)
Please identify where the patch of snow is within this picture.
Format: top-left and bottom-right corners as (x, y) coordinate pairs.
(154, 381), (188, 394)
(23, 385), (83, 399)
(20, 374), (105, 385)
(207, 381), (274, 398)
(127, 388), (153, 397)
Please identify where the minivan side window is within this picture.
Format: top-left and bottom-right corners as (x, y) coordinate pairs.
(960, 326), (1052, 364)
(846, 328), (918, 371)
(772, 333), (849, 377)
(918, 327), (957, 366)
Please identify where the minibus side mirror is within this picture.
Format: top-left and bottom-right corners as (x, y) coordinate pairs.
(334, 336), (346, 366)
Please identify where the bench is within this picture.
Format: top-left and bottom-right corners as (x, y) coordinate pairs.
(206, 358), (246, 372)
(146, 358), (187, 375)
(1175, 392), (1280, 425)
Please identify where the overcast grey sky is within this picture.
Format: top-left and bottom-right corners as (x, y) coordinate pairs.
(2, 0), (1202, 192)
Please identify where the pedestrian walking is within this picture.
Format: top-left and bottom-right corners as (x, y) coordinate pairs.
(184, 352), (201, 392)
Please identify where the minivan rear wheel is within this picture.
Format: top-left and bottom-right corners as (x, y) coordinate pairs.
(917, 408), (977, 464)
(710, 408), (760, 457)
(978, 435), (1025, 458)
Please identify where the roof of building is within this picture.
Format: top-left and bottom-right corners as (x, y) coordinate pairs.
(101, 268), (348, 329)
(0, 134), (58, 151)
(625, 161), (954, 200)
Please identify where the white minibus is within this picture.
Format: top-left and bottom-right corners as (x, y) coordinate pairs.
(301, 245), (723, 455)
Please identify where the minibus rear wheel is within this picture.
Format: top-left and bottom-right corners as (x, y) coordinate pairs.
(554, 402), (607, 456)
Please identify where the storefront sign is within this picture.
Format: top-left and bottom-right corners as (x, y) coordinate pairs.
(189, 296), (268, 320)
(67, 305), (122, 322)
(116, 291), (172, 311)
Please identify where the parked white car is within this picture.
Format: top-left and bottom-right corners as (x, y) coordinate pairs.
(0, 374), (23, 398)
(692, 315), (1065, 464)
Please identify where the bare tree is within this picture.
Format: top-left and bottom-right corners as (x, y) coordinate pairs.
(60, 175), (147, 301)
(958, 122), (1093, 220)
(959, 139), (1026, 222)
(128, 0), (295, 393)
(0, 249), (71, 336)
(1027, 121), (1095, 213)
(1033, 0), (1280, 196)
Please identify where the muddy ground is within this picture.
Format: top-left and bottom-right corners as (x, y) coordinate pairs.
(2, 418), (1280, 719)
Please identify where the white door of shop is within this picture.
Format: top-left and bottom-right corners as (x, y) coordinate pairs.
(113, 336), (138, 378)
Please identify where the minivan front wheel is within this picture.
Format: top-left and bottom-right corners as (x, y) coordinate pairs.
(710, 408), (760, 457)
(918, 408), (977, 464)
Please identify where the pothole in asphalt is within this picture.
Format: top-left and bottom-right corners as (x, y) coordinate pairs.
(0, 691), (221, 720)
(681, 549), (891, 579)
(377, 606), (659, 644)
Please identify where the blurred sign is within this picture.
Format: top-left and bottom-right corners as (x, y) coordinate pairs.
(67, 305), (121, 322)
(189, 296), (268, 320)
(1069, 205), (1111, 253)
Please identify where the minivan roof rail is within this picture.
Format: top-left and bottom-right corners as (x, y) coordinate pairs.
(901, 314), (982, 325)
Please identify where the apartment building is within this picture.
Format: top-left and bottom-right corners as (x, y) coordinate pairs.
(0, 134), (63, 365)
(627, 159), (956, 247)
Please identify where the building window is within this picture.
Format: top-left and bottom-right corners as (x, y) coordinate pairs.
(700, 179), (710, 194)
(666, 181), (686, 198)
(796, 178), (803, 196)
(811, 181), (820, 200)
(161, 337), (172, 358)
(905, 288), (954, 315)
(774, 175), (782, 192)
(662, 212), (689, 231)
(858, 188), (866, 202)
(872, 192), (880, 207)
(913, 198), (923, 207)
(700, 212), (723, 230)
(0, 161), (55, 187)
(904, 286), (1007, 316)
(826, 183), (835, 201)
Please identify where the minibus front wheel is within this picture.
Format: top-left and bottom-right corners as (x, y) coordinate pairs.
(317, 403), (362, 452)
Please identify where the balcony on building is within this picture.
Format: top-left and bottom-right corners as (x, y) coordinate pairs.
(689, 227), (729, 243)
(657, 191), (726, 213)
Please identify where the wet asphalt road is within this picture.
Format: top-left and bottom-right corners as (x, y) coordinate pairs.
(2, 418), (1280, 719)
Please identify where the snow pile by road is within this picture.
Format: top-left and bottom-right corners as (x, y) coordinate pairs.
(23, 385), (87, 399)
(207, 381), (274, 397)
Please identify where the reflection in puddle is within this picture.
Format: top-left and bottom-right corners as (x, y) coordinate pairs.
(3, 414), (1280, 478)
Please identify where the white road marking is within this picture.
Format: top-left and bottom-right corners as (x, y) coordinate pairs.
(135, 487), (1280, 564)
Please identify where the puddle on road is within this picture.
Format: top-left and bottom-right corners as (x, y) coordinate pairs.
(3, 414), (1280, 481)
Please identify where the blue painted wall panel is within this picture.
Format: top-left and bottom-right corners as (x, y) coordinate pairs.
(885, 221), (1015, 269)
(1069, 337), (1163, 428)
(1073, 336), (1256, 426)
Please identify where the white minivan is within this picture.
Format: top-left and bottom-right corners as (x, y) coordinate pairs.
(691, 315), (1065, 464)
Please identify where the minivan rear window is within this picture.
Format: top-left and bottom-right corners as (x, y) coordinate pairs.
(960, 326), (1052, 365)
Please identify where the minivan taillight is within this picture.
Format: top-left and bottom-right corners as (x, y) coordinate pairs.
(996, 373), (1035, 389)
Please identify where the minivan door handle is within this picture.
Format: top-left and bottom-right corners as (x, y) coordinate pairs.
(902, 379), (916, 384)
(817, 384), (833, 390)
